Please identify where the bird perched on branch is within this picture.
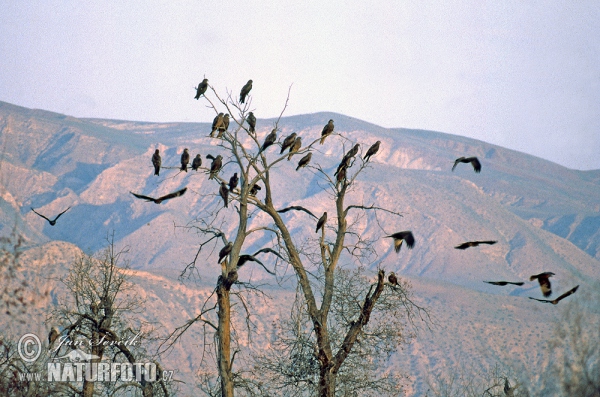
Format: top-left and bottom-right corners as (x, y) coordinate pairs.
(386, 231), (415, 253)
(261, 129), (277, 152)
(211, 113), (224, 137)
(130, 188), (187, 204)
(207, 155), (223, 179)
(454, 240), (497, 250)
(152, 149), (161, 176)
(180, 148), (190, 172)
(194, 78), (208, 99)
(191, 154), (202, 171)
(315, 212), (327, 233)
(217, 114), (230, 138)
(334, 156), (352, 177)
(219, 182), (229, 208)
(320, 119), (335, 144)
(530, 272), (555, 297)
(249, 184), (262, 196)
(218, 242), (233, 263)
(240, 80), (253, 104)
(529, 285), (579, 305)
(31, 207), (70, 226)
(364, 141), (380, 162)
(452, 156), (481, 173)
(280, 132), (297, 154)
(343, 143), (360, 161)
(246, 112), (256, 133)
(48, 327), (60, 345)
(388, 272), (399, 286)
(228, 173), (238, 192)
(296, 152), (312, 171)
(484, 281), (524, 286)
(288, 137), (302, 160)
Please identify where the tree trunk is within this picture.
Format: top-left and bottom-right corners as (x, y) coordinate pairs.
(318, 365), (336, 397)
(217, 278), (234, 397)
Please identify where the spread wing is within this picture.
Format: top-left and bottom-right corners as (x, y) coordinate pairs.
(553, 285), (579, 304)
(277, 206), (317, 219)
(454, 242), (473, 250)
(53, 207), (71, 221)
(130, 192), (157, 202)
(469, 157), (482, 173)
(157, 188), (188, 202)
(31, 208), (52, 222)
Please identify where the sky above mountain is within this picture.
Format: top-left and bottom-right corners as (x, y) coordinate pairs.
(1, 1), (599, 170)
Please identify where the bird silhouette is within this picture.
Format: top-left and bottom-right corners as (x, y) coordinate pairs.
(191, 154), (202, 171)
(48, 327), (60, 345)
(249, 184), (262, 196)
(386, 231), (415, 253)
(280, 132), (297, 154)
(228, 173), (238, 192)
(240, 80), (253, 104)
(296, 152), (312, 171)
(315, 212), (327, 233)
(277, 205), (317, 219)
(219, 182), (229, 208)
(452, 156), (481, 173)
(388, 272), (399, 286)
(130, 188), (187, 204)
(194, 78), (208, 99)
(218, 242), (233, 263)
(287, 137), (302, 160)
(319, 119), (334, 144)
(484, 281), (525, 286)
(261, 129), (277, 152)
(529, 285), (579, 304)
(246, 112), (256, 133)
(152, 149), (161, 176)
(208, 155), (223, 179)
(364, 141), (380, 161)
(530, 272), (555, 297)
(180, 148), (190, 172)
(454, 240), (497, 250)
(343, 143), (360, 161)
(217, 114), (230, 138)
(31, 207), (70, 226)
(211, 113), (224, 137)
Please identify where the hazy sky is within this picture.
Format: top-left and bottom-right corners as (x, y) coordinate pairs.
(1, 1), (599, 170)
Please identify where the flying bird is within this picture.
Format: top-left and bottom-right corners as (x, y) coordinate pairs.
(217, 114), (230, 138)
(246, 112), (256, 133)
(530, 272), (555, 297)
(249, 184), (262, 196)
(454, 240), (497, 250)
(319, 119), (335, 144)
(280, 132), (297, 154)
(277, 205), (317, 219)
(219, 182), (229, 208)
(48, 327), (60, 345)
(194, 78), (208, 99)
(208, 155), (223, 179)
(211, 113), (224, 137)
(287, 137), (302, 160)
(388, 272), (399, 286)
(240, 80), (253, 104)
(31, 207), (70, 226)
(296, 152), (312, 171)
(180, 148), (190, 172)
(386, 231), (415, 253)
(130, 188), (187, 204)
(191, 154), (202, 171)
(228, 173), (238, 192)
(364, 141), (380, 162)
(236, 247), (282, 275)
(529, 285), (579, 305)
(260, 129), (278, 153)
(152, 149), (161, 176)
(315, 212), (327, 233)
(218, 242), (233, 263)
(452, 156), (481, 173)
(484, 281), (525, 286)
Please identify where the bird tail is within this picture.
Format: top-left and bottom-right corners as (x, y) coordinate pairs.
(320, 136), (325, 145)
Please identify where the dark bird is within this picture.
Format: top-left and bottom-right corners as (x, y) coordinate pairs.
(260, 129), (277, 152)
(211, 113), (224, 137)
(334, 156), (352, 177)
(529, 285), (579, 305)
(217, 114), (230, 138)
(219, 182), (229, 208)
(315, 212), (327, 233)
(194, 78), (208, 99)
(319, 119), (335, 144)
(386, 231), (416, 253)
(180, 148), (190, 172)
(236, 247), (282, 275)
(246, 112), (256, 133)
(343, 143), (360, 161)
(296, 152), (312, 171)
(130, 187), (187, 204)
(277, 205), (317, 219)
(31, 207), (70, 226)
(484, 281), (525, 286)
(218, 242), (233, 263)
(388, 272), (399, 286)
(228, 173), (238, 192)
(152, 149), (161, 176)
(191, 154), (202, 171)
(280, 132), (297, 154)
(287, 136), (302, 160)
(336, 166), (346, 186)
(452, 156), (481, 173)
(454, 240), (497, 250)
(249, 184), (262, 196)
(504, 378), (514, 397)
(208, 155), (223, 179)
(364, 141), (381, 162)
(48, 327), (60, 345)
(530, 272), (555, 297)
(240, 79), (253, 104)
